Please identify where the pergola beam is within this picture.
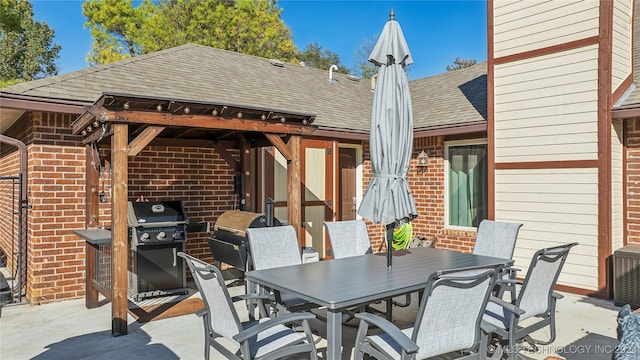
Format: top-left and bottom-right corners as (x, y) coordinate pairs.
(73, 110), (316, 136)
(111, 123), (129, 336)
(265, 134), (292, 161)
(127, 126), (165, 156)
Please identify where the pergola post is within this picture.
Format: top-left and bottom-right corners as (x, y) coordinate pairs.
(287, 135), (302, 246)
(111, 124), (128, 336)
(240, 139), (252, 211)
(84, 144), (100, 308)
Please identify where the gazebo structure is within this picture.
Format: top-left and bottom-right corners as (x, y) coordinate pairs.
(72, 92), (316, 335)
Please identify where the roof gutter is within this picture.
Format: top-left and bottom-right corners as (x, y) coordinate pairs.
(0, 93), (86, 114)
(413, 121), (487, 138)
(612, 105), (640, 119)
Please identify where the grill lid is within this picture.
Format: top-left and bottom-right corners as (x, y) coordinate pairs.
(213, 210), (268, 238)
(127, 201), (188, 227)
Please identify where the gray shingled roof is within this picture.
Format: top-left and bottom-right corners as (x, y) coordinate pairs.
(1, 43), (487, 132)
(411, 62), (487, 129)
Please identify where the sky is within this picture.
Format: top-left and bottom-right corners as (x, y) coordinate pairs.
(30, 0), (487, 81)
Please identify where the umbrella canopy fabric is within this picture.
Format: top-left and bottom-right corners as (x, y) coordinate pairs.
(358, 13), (418, 229)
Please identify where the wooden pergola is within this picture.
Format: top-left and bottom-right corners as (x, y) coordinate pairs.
(71, 93), (317, 336)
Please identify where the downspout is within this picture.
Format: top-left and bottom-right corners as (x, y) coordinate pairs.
(0, 134), (28, 303)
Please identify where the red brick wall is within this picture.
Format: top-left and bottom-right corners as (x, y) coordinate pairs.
(28, 112), (86, 303)
(361, 136), (477, 253)
(0, 111), (241, 304)
(0, 114), (32, 300)
(626, 119), (640, 245)
(0, 149), (21, 273)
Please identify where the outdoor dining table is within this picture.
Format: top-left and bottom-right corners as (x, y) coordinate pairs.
(245, 246), (512, 359)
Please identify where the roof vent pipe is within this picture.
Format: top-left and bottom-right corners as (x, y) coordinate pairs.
(329, 64), (338, 82)
(371, 74), (378, 91)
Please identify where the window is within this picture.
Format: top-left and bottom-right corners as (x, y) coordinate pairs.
(445, 140), (488, 228)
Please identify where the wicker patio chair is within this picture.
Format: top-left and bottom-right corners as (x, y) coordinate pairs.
(177, 252), (318, 360)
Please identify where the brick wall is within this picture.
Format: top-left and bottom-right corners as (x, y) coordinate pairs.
(361, 136), (477, 253)
(0, 113), (32, 299)
(28, 111), (86, 303)
(626, 119), (640, 245)
(0, 111), (242, 304)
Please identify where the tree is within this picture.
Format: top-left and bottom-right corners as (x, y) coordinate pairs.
(297, 42), (348, 73)
(82, 0), (152, 64)
(0, 0), (60, 87)
(351, 36), (378, 79)
(83, 0), (298, 65)
(446, 57), (477, 72)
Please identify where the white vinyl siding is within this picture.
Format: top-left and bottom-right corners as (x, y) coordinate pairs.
(495, 168), (599, 290)
(493, 0), (599, 58)
(494, 45), (599, 162)
(612, 120), (624, 252)
(612, 0), (633, 92)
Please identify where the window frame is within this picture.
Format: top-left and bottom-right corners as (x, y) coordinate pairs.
(444, 138), (488, 231)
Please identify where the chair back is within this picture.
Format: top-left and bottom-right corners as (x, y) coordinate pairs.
(412, 267), (497, 359)
(324, 220), (372, 259)
(247, 225), (301, 270)
(473, 220), (522, 260)
(177, 252), (242, 342)
(516, 242), (578, 320)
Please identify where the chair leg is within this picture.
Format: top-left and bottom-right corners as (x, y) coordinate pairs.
(202, 314), (210, 360)
(353, 321), (370, 360)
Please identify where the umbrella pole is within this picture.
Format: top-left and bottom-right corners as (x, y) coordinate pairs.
(386, 223), (394, 268)
(385, 223), (394, 320)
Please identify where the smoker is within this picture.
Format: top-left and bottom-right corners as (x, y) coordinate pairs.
(127, 200), (189, 301)
(208, 210), (281, 272)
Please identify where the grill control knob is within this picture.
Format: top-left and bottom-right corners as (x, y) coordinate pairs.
(156, 232), (167, 240)
(140, 233), (150, 242)
(172, 231), (183, 240)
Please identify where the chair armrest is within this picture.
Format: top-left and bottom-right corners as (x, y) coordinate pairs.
(480, 320), (500, 334)
(354, 312), (419, 354)
(552, 291), (564, 300)
(488, 296), (525, 316)
(233, 312), (316, 343)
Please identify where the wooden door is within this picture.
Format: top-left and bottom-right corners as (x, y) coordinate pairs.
(338, 147), (357, 221)
(301, 140), (334, 258)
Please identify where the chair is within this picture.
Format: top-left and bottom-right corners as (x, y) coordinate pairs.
(353, 267), (499, 360)
(246, 225), (316, 316)
(473, 220), (523, 260)
(177, 252), (318, 360)
(473, 220), (523, 299)
(482, 242), (578, 360)
(324, 219), (372, 259)
(324, 219), (411, 318)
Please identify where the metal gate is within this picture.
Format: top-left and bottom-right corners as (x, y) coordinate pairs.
(0, 173), (26, 303)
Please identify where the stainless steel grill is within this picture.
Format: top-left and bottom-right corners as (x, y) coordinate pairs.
(127, 201), (189, 301)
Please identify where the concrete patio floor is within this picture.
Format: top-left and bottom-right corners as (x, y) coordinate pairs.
(0, 277), (622, 360)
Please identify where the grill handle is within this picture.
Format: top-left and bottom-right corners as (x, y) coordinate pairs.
(215, 225), (243, 234)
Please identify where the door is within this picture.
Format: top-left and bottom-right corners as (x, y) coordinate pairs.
(301, 140), (334, 258)
(338, 147), (357, 221)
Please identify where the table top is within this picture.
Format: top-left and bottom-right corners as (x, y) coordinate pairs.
(246, 247), (511, 310)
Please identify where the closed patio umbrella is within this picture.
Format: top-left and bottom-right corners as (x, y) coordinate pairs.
(358, 10), (418, 268)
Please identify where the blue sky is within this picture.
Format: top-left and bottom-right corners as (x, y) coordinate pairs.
(31, 0), (487, 80)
